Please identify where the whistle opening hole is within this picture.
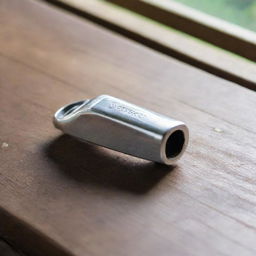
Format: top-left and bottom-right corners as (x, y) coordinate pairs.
(57, 101), (85, 119)
(165, 130), (185, 158)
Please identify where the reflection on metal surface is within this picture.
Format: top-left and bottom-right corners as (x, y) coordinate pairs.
(54, 95), (189, 165)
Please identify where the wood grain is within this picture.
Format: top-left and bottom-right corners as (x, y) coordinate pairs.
(0, 239), (24, 256)
(42, 0), (256, 90)
(107, 0), (256, 62)
(0, 0), (256, 255)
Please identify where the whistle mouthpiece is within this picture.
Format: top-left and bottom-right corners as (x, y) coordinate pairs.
(53, 95), (189, 165)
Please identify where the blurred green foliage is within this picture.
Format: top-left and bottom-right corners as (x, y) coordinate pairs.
(175, 0), (256, 32)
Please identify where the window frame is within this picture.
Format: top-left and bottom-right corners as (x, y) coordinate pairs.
(108, 0), (256, 62)
(41, 0), (256, 90)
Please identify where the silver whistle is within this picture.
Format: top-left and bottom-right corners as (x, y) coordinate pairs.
(53, 95), (189, 165)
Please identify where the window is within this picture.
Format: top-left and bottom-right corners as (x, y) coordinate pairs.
(43, 0), (256, 90)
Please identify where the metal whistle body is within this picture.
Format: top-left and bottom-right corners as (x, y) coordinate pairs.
(54, 95), (189, 165)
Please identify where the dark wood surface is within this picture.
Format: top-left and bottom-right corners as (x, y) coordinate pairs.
(0, 239), (24, 256)
(42, 0), (256, 90)
(1, 0), (256, 255)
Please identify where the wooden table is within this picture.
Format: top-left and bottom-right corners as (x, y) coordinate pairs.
(1, 0), (256, 255)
